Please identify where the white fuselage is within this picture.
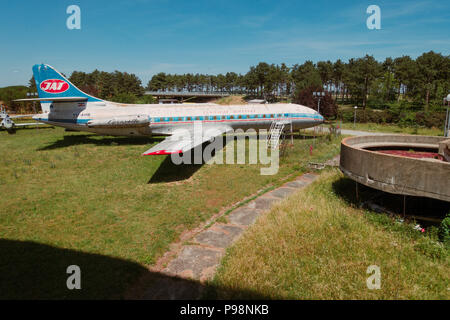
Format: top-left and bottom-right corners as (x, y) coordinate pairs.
(33, 101), (324, 136)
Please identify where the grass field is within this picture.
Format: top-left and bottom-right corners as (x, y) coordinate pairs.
(208, 170), (449, 299)
(0, 126), (341, 298)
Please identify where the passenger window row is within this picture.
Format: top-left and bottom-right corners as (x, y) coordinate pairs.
(152, 113), (305, 122)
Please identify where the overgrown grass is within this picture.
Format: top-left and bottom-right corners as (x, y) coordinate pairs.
(0, 127), (341, 298)
(209, 170), (449, 299)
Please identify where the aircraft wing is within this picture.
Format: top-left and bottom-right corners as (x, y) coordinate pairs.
(142, 126), (231, 156)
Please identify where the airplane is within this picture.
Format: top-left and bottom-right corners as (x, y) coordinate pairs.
(0, 106), (46, 134)
(15, 64), (324, 155)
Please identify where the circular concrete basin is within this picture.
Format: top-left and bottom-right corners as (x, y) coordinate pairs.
(340, 135), (450, 202)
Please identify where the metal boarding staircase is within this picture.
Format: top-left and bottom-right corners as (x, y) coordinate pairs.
(267, 119), (292, 149)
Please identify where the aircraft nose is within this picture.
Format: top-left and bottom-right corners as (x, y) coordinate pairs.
(315, 112), (324, 123)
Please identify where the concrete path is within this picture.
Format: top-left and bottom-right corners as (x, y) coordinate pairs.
(339, 129), (389, 136)
(139, 171), (321, 299)
(306, 127), (389, 136)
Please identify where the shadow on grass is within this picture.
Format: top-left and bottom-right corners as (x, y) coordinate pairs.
(36, 131), (323, 152)
(147, 134), (330, 183)
(332, 177), (449, 224)
(331, 176), (360, 206)
(6, 125), (55, 132)
(261, 132), (328, 141)
(148, 137), (241, 183)
(148, 155), (203, 183)
(147, 141), (224, 183)
(0, 127), (54, 135)
(37, 134), (163, 151)
(0, 239), (270, 300)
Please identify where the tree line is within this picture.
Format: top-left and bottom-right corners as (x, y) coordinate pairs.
(1, 51), (448, 114)
(148, 51), (449, 111)
(67, 70), (156, 104)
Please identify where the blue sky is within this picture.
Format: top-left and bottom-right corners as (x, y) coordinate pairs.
(0, 0), (449, 87)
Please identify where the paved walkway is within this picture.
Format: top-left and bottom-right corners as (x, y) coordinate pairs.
(139, 171), (322, 299)
(339, 129), (389, 136)
(306, 127), (389, 136)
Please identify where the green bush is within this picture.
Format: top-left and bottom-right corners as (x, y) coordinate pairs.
(414, 238), (446, 260)
(366, 110), (393, 124)
(338, 104), (447, 128)
(439, 213), (450, 245)
(338, 109), (395, 124)
(136, 95), (156, 104)
(398, 111), (417, 127)
(110, 92), (138, 104)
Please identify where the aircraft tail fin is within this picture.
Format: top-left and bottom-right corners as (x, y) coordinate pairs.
(32, 64), (103, 102)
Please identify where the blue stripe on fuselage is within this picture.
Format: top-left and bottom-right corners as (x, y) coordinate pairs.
(37, 113), (322, 125)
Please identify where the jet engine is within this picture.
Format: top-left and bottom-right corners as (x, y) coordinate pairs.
(86, 114), (150, 128)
